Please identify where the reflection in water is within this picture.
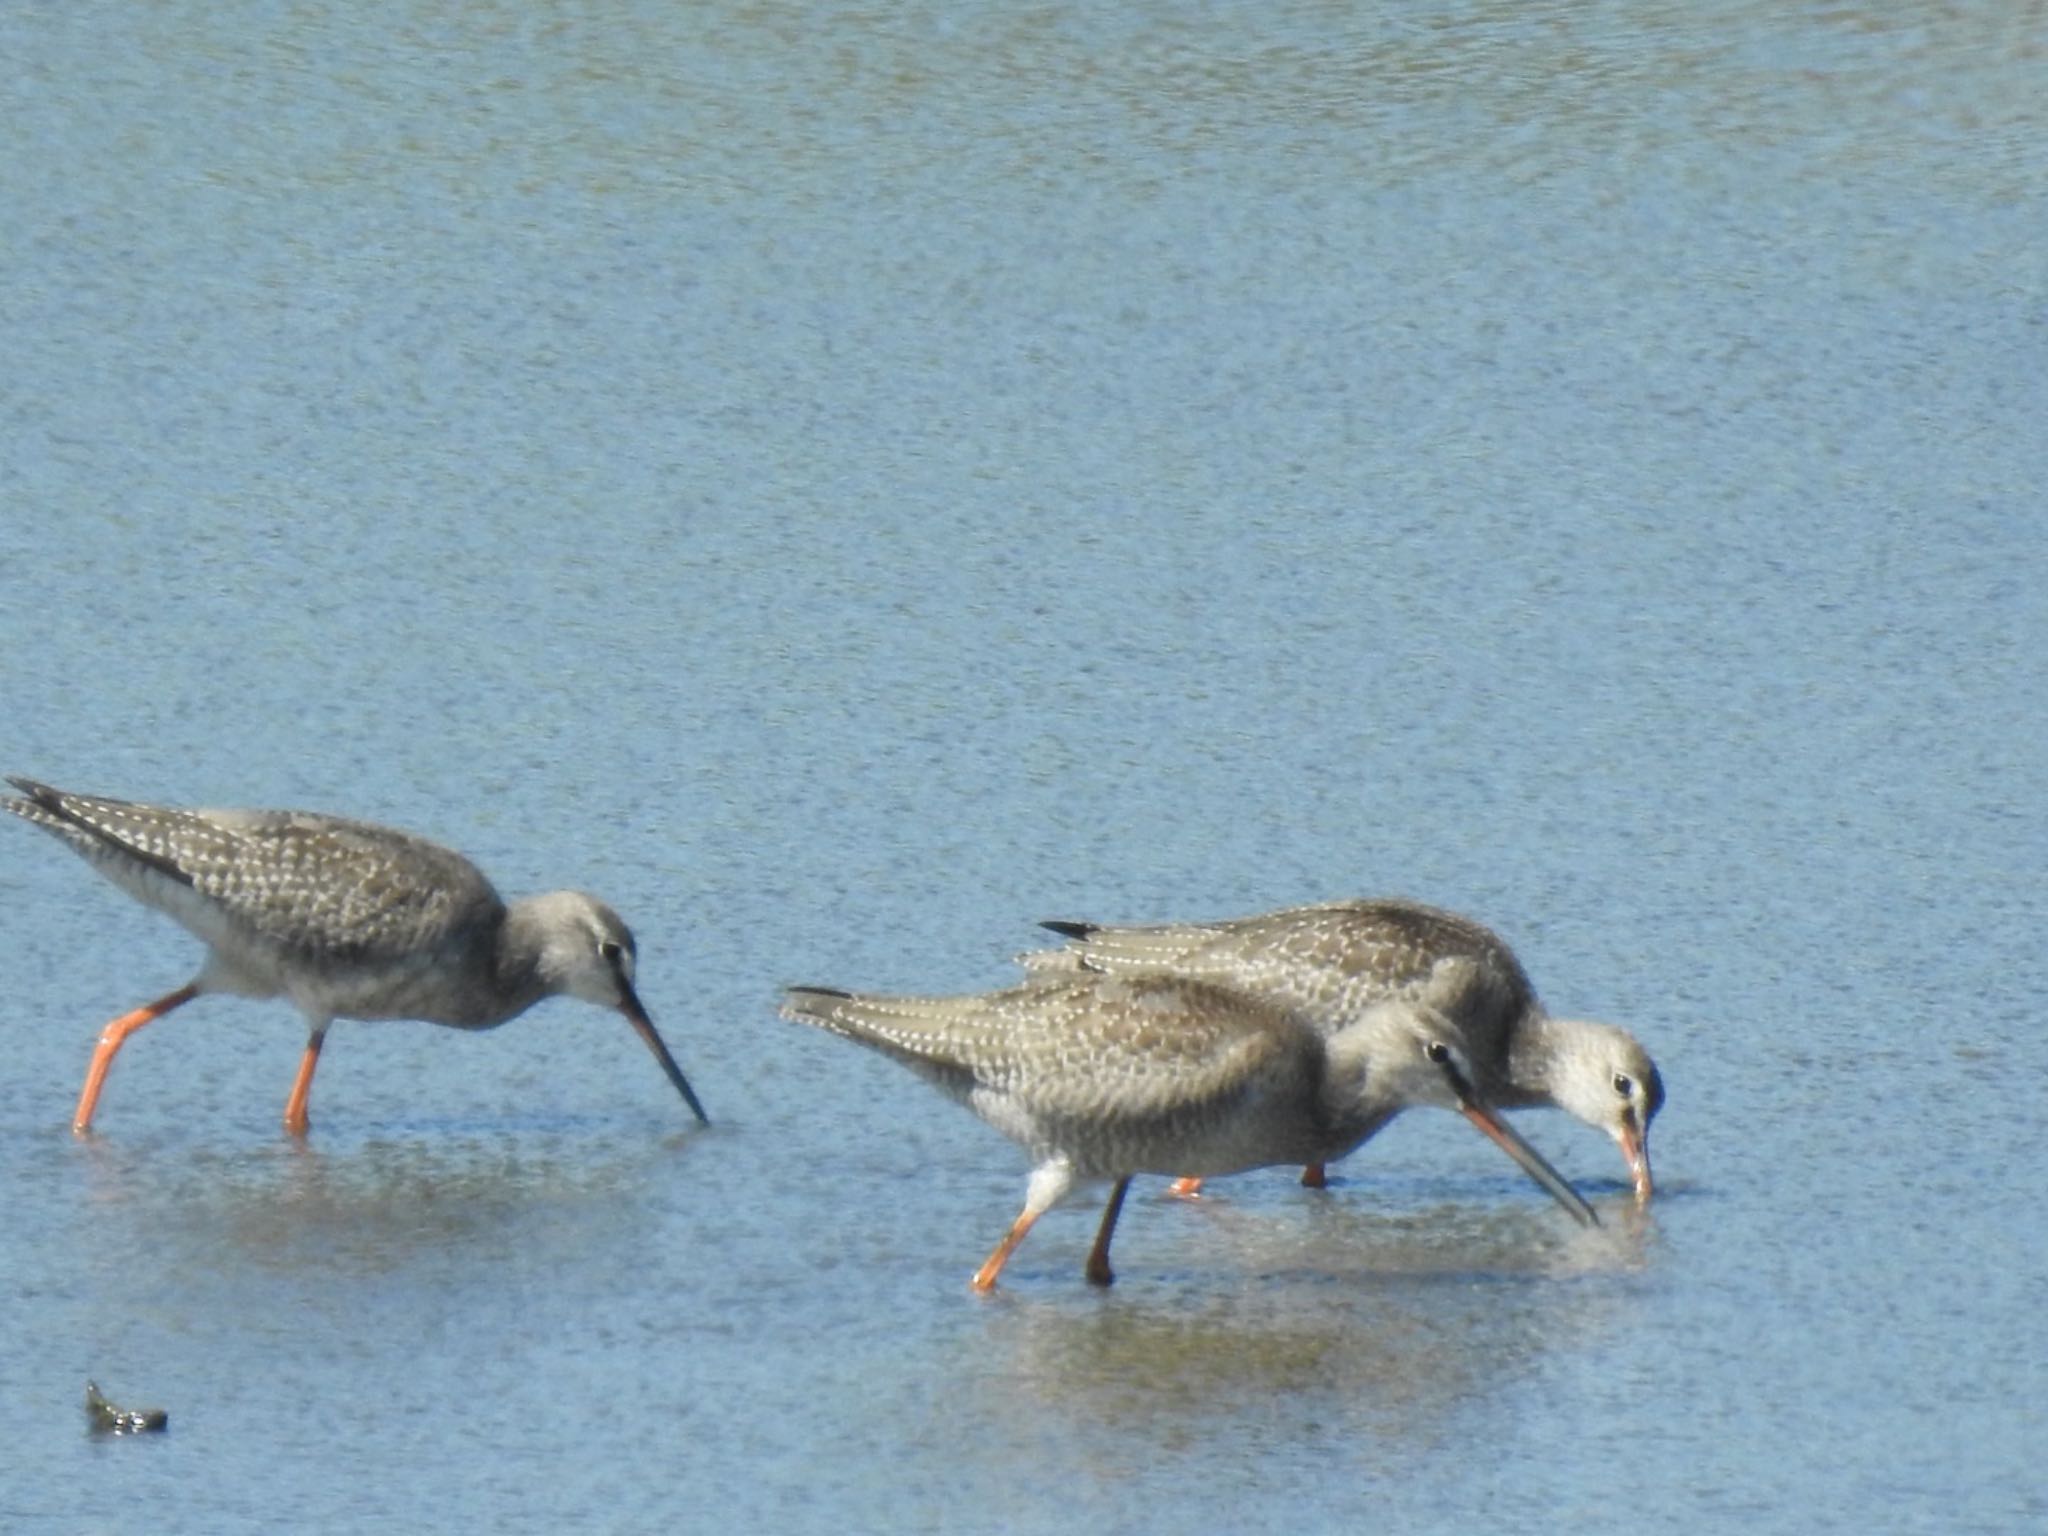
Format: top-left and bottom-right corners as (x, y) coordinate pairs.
(72, 1127), (685, 1288)
(958, 1194), (1656, 1466)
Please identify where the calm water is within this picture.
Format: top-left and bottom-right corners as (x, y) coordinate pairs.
(3, 2), (2044, 1531)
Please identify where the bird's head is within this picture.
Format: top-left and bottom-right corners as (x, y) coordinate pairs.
(1544, 1020), (1663, 1200)
(523, 891), (707, 1126)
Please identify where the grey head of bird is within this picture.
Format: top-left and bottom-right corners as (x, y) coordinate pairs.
(514, 889), (642, 1009)
(1537, 1019), (1663, 1199)
(1325, 1000), (1601, 1228)
(1319, 998), (1484, 1117)
(505, 889), (710, 1126)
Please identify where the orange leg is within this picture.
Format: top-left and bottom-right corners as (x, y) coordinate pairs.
(1167, 1176), (1204, 1200)
(281, 1025), (328, 1138)
(1299, 1163), (1329, 1189)
(73, 984), (200, 1134)
(972, 1207), (1043, 1294)
(1084, 1177), (1131, 1288)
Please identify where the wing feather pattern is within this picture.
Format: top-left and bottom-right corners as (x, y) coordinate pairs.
(783, 973), (1309, 1131)
(1019, 899), (1538, 1062)
(5, 779), (501, 966)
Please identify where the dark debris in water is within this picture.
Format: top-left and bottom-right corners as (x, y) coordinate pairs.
(85, 1380), (168, 1436)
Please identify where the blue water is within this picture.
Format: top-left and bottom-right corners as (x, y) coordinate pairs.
(3, 2), (2043, 1531)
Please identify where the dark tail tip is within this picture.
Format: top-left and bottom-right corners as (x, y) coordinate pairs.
(1039, 920), (1095, 940)
(3, 777), (71, 824)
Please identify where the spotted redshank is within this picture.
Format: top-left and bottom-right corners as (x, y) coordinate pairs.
(781, 970), (1596, 1292)
(5, 777), (708, 1135)
(1021, 898), (1661, 1199)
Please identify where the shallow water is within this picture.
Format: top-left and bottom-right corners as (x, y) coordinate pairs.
(3, 2), (2044, 1531)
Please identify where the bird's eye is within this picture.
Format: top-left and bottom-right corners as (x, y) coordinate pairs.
(1613, 1072), (1633, 1098)
(598, 940), (624, 963)
(1426, 1042), (1451, 1064)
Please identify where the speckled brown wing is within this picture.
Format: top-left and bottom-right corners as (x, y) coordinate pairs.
(782, 971), (1310, 1127)
(1025, 898), (1539, 1064)
(4, 779), (502, 967)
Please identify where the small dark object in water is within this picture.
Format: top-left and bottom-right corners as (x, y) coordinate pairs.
(85, 1380), (167, 1435)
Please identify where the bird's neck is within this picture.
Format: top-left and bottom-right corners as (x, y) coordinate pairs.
(1314, 1029), (1400, 1154)
(1500, 1007), (1566, 1106)
(474, 900), (555, 1027)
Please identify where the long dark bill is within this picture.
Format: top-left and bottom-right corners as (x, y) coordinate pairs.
(618, 979), (709, 1125)
(1436, 1057), (1598, 1228)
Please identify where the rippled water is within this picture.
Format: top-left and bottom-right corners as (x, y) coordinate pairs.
(3, 3), (2043, 1531)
